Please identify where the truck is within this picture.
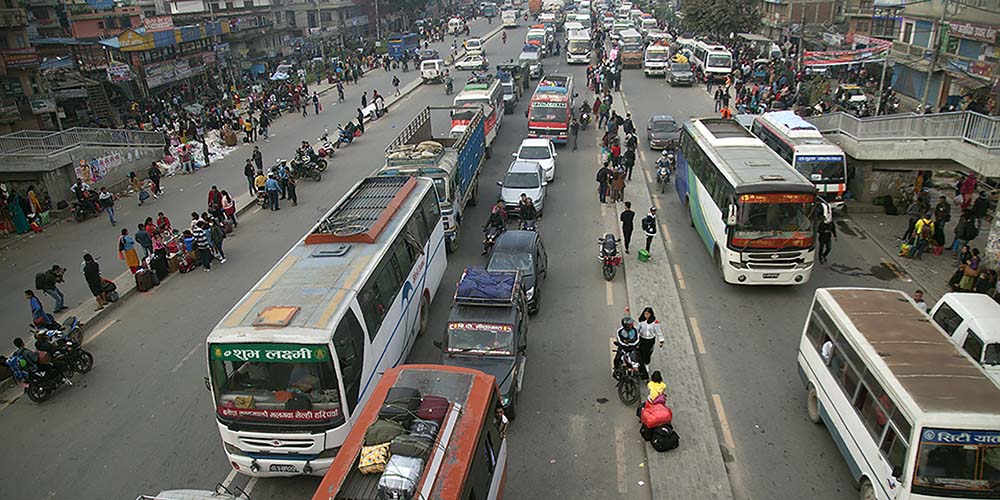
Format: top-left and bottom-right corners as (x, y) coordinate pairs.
(527, 74), (574, 144)
(643, 41), (671, 76)
(380, 106), (486, 253)
(438, 267), (528, 418)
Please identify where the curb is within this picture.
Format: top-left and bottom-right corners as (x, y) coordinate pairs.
(846, 213), (934, 296)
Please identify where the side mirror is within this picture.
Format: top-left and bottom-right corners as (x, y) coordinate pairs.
(518, 345), (527, 354)
(552, 152), (558, 157)
(497, 181), (503, 186)
(726, 204), (737, 226)
(511, 152), (517, 157)
(542, 181), (548, 187)
(433, 340), (443, 349)
(203, 377), (211, 391)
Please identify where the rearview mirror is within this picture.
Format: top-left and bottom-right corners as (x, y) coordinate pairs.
(497, 181), (503, 187)
(511, 152), (517, 157)
(726, 204), (737, 226)
(518, 345), (527, 354)
(203, 377), (211, 391)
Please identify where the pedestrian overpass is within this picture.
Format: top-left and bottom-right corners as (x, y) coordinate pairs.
(805, 111), (1000, 177)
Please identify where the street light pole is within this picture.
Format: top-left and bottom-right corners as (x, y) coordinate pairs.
(374, 0), (381, 40)
(316, 0), (326, 63)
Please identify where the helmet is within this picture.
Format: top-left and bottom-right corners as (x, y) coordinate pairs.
(661, 150), (669, 157)
(621, 316), (635, 329)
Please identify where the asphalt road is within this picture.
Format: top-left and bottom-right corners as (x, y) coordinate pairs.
(0, 22), (920, 500)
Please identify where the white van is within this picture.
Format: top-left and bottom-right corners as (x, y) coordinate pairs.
(420, 59), (445, 83)
(929, 293), (1000, 385)
(448, 17), (463, 34)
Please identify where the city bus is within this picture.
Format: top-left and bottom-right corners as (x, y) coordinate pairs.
(681, 39), (732, 83)
(388, 33), (420, 60)
(527, 74), (574, 144)
(751, 111), (848, 209)
(452, 73), (503, 158)
(676, 118), (828, 285)
(206, 176), (447, 477)
(312, 364), (507, 500)
(797, 288), (1000, 500)
(565, 30), (591, 64)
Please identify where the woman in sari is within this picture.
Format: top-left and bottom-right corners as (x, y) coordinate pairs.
(7, 192), (29, 234)
(118, 228), (140, 274)
(26, 185), (42, 216)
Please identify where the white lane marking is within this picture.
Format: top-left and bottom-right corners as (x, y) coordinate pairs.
(606, 281), (614, 305)
(244, 477), (258, 495)
(643, 169), (653, 184)
(221, 468), (239, 488)
(171, 343), (202, 374)
(251, 206), (262, 215)
(689, 317), (706, 354)
(615, 426), (627, 494)
(652, 197), (662, 211)
(193, 181), (203, 188)
(673, 264), (686, 289)
(712, 393), (737, 450)
(84, 319), (119, 346)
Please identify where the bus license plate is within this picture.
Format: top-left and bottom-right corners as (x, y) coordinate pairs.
(270, 464), (298, 473)
(763, 273), (780, 279)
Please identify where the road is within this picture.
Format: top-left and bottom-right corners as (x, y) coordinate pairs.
(0, 20), (920, 500)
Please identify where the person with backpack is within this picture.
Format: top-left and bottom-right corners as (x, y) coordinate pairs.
(25, 290), (59, 330)
(9, 337), (39, 375)
(35, 264), (66, 312)
(596, 163), (611, 203)
(911, 213), (935, 260)
(642, 207), (658, 254)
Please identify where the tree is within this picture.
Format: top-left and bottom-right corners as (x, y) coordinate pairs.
(680, 0), (760, 39)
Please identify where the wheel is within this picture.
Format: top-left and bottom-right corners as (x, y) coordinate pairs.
(469, 179), (479, 206)
(687, 196), (695, 227)
(807, 385), (822, 424)
(660, 178), (666, 194)
(73, 350), (94, 374)
(603, 263), (616, 281)
(859, 478), (876, 500)
(446, 224), (460, 254)
(311, 171), (322, 182)
(485, 145), (492, 159)
(315, 160), (328, 172)
(714, 248), (724, 275)
(417, 293), (429, 336)
(26, 383), (52, 403)
(73, 210), (86, 223)
(617, 376), (639, 405)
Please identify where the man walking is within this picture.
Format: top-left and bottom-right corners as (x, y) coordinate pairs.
(596, 163), (611, 203)
(337, 81), (345, 102)
(258, 112), (270, 142)
(98, 187), (116, 226)
(620, 201), (635, 254)
(35, 264), (67, 312)
(252, 146), (263, 171)
(641, 207), (657, 254)
(817, 215), (837, 263)
(361, 91), (368, 109)
(312, 92), (320, 114)
(357, 108), (366, 134)
(623, 148), (635, 181)
(393, 75), (401, 96)
(192, 221), (213, 272)
(264, 174), (280, 211)
(135, 223), (153, 259)
(570, 117), (580, 151)
(147, 163), (162, 198)
(244, 159), (256, 194)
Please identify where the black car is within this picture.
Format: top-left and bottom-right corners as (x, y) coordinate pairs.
(666, 62), (694, 86)
(646, 115), (680, 150)
(488, 230), (547, 313)
(418, 48), (440, 61)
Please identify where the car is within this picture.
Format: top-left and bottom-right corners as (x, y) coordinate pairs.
(488, 231), (547, 313)
(417, 48), (440, 61)
(646, 115), (680, 150)
(420, 59), (445, 83)
(666, 62), (694, 86)
(464, 37), (484, 56)
(500, 78), (519, 113)
(512, 138), (557, 181)
(497, 160), (546, 216)
(455, 54), (489, 71)
(518, 51), (543, 79)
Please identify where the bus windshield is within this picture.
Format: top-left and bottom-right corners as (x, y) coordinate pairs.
(732, 193), (815, 249)
(795, 155), (846, 183)
(707, 53), (732, 69)
(568, 40), (590, 53)
(646, 50), (669, 61)
(447, 322), (514, 355)
(913, 428), (1000, 498)
(529, 102), (568, 122)
(209, 343), (344, 424)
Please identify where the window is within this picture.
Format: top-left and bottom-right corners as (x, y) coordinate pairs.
(392, 237), (415, 278)
(880, 427), (909, 477)
(244, 0), (253, 7)
(855, 385), (890, 439)
(333, 310), (365, 414)
(932, 303), (963, 335)
(902, 22), (914, 44)
(963, 331), (985, 364)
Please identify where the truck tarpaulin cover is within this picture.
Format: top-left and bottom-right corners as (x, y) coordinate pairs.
(456, 267), (515, 301)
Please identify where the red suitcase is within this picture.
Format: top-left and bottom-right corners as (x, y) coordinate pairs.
(416, 395), (449, 422)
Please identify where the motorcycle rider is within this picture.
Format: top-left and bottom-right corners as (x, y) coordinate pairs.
(482, 201), (508, 255)
(656, 150), (674, 182)
(33, 332), (72, 381)
(444, 70), (454, 95)
(613, 313), (640, 375)
(299, 140), (317, 161)
(518, 193), (538, 222)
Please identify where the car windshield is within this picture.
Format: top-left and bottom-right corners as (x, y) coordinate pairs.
(794, 155), (847, 183)
(502, 82), (515, 94)
(843, 87), (863, 97)
(707, 54), (732, 69)
(732, 193), (815, 250)
(466, 40), (481, 48)
(488, 251), (534, 274)
(670, 63), (691, 72)
(504, 171), (540, 189)
(520, 52), (540, 61)
(650, 120), (677, 133)
(913, 428), (1000, 498)
(447, 322), (514, 355)
(432, 177), (447, 202)
(529, 103), (568, 122)
(646, 51), (669, 61)
(519, 145), (551, 160)
(208, 343), (344, 424)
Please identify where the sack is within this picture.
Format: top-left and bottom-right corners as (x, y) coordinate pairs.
(166, 241), (180, 254)
(639, 424), (654, 442)
(416, 395), (449, 422)
(390, 434), (433, 459)
(650, 424), (680, 452)
(932, 245), (945, 256)
(640, 401), (673, 429)
(102, 278), (117, 293)
(35, 272), (46, 290)
(365, 418), (406, 446)
(135, 270), (154, 292)
(378, 455), (424, 498)
(178, 253), (197, 273)
(138, 190), (150, 202)
(358, 442), (391, 474)
(409, 418), (440, 442)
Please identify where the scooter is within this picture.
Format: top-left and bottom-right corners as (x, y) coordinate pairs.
(598, 233), (622, 281)
(334, 122), (358, 149)
(482, 223), (505, 255)
(655, 151), (674, 194)
(316, 130), (336, 158)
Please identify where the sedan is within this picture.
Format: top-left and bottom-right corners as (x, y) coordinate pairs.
(498, 160), (546, 216)
(455, 54), (489, 71)
(512, 138), (557, 181)
(488, 230), (547, 313)
(666, 62), (694, 86)
(646, 115), (680, 150)
(418, 48), (440, 61)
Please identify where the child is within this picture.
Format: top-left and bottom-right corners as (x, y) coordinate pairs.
(647, 370), (666, 405)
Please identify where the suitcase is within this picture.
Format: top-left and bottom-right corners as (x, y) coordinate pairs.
(379, 387), (421, 427)
(416, 395), (449, 422)
(167, 254), (180, 273)
(378, 455), (424, 499)
(135, 270), (154, 292)
(151, 255), (169, 281)
(409, 418), (440, 442)
(390, 433), (433, 459)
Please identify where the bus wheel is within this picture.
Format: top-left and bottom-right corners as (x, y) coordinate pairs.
(469, 180), (480, 206)
(485, 145), (492, 159)
(686, 196), (694, 228)
(446, 225), (460, 254)
(807, 385), (822, 424)
(713, 248), (723, 275)
(859, 478), (876, 500)
(417, 293), (430, 336)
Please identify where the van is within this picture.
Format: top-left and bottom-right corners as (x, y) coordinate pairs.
(420, 59), (445, 83)
(929, 292), (1000, 385)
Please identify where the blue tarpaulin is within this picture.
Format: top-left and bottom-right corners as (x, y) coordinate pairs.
(455, 267), (516, 303)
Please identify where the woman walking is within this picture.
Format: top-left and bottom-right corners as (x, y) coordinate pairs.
(83, 253), (107, 311)
(220, 190), (237, 227)
(637, 307), (664, 378)
(118, 228), (141, 274)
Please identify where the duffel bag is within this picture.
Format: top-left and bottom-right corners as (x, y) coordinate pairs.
(380, 387), (421, 427)
(378, 455), (424, 499)
(640, 401), (673, 429)
(390, 434), (433, 459)
(364, 418), (406, 446)
(416, 395), (449, 422)
(650, 424), (680, 452)
(409, 418), (440, 442)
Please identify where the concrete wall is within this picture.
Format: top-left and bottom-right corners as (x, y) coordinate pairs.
(824, 133), (1000, 178)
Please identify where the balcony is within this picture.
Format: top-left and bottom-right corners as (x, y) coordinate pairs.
(0, 8), (28, 28)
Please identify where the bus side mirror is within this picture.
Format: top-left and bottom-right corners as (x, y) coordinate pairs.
(433, 340), (443, 349)
(204, 377), (211, 391)
(726, 205), (737, 226)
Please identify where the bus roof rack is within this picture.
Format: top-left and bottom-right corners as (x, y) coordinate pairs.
(306, 176), (417, 245)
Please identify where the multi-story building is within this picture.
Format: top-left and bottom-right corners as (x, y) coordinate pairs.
(0, 2), (43, 133)
(759, 0), (839, 42)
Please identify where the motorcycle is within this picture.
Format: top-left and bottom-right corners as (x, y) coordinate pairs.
(33, 316), (93, 375)
(72, 193), (103, 223)
(445, 76), (454, 95)
(482, 223), (506, 255)
(31, 315), (82, 345)
(334, 122), (358, 149)
(579, 111), (591, 130)
(17, 362), (70, 403)
(612, 340), (642, 405)
(256, 189), (268, 209)
(655, 151), (675, 193)
(316, 131), (336, 158)
(519, 218), (538, 231)
(288, 155), (324, 182)
(598, 233), (622, 281)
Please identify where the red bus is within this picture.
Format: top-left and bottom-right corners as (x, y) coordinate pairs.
(527, 74), (574, 144)
(312, 364), (507, 500)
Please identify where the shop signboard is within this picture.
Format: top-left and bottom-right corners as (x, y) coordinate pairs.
(106, 64), (132, 82)
(144, 60), (176, 88)
(2, 48), (39, 69)
(143, 15), (174, 33)
(948, 21), (998, 44)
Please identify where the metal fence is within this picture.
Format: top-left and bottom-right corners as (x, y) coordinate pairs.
(806, 111), (1000, 150)
(0, 127), (166, 157)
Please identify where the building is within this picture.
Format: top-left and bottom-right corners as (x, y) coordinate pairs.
(759, 0), (839, 43)
(0, 2), (44, 133)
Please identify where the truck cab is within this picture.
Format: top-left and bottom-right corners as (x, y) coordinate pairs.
(439, 267), (528, 418)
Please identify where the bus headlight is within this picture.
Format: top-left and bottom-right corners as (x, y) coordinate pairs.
(729, 261), (748, 269)
(501, 394), (511, 407)
(526, 287), (535, 300)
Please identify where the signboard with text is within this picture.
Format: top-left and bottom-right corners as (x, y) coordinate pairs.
(210, 344), (331, 363)
(143, 15), (174, 33)
(2, 48), (39, 69)
(947, 22), (999, 44)
(106, 64), (132, 82)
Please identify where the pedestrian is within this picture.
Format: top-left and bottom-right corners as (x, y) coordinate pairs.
(934, 195), (951, 246)
(98, 187), (116, 226)
(361, 91), (368, 109)
(959, 173), (976, 209)
(637, 307), (664, 378)
(620, 201), (635, 253)
(570, 117), (579, 150)
(244, 159), (256, 194)
(623, 148), (635, 181)
(259, 112), (270, 141)
(147, 163), (162, 197)
(82, 253), (107, 311)
(180, 144), (193, 173)
(252, 146), (263, 171)
(611, 168), (625, 202)
(972, 191), (990, 228)
(596, 163), (611, 203)
(912, 289), (927, 313)
(720, 106), (733, 119)
(641, 207), (657, 254)
(952, 210), (978, 251)
(337, 81), (345, 102)
(221, 190), (237, 227)
(714, 88), (723, 112)
(207, 185), (224, 220)
(209, 219), (227, 264)
(622, 113), (635, 135)
(312, 92), (320, 114)
(35, 264), (67, 312)
(118, 228), (140, 274)
(156, 211), (172, 235)
(912, 213), (935, 259)
(393, 75), (401, 96)
(901, 198), (923, 242)
(817, 214), (837, 263)
(357, 108), (366, 134)
(286, 174), (298, 206)
(135, 223), (153, 260)
(265, 174), (280, 211)
(193, 221), (213, 271)
(959, 248), (982, 291)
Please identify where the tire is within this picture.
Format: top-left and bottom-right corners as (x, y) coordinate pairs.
(311, 171), (322, 182)
(469, 180), (480, 206)
(315, 159), (328, 172)
(859, 479), (876, 500)
(603, 263), (616, 281)
(73, 350), (94, 374)
(26, 383), (52, 403)
(686, 196), (695, 228)
(807, 385), (822, 424)
(417, 293), (430, 337)
(660, 178), (666, 194)
(73, 210), (86, 223)
(485, 145), (492, 159)
(446, 224), (460, 254)
(617, 376), (639, 405)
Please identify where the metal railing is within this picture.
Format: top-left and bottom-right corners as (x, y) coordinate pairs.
(0, 127), (166, 158)
(806, 111), (1000, 151)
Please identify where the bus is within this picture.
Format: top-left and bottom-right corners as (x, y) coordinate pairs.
(206, 176), (447, 477)
(619, 28), (643, 68)
(312, 364), (507, 500)
(751, 111), (848, 210)
(681, 39), (732, 83)
(452, 73), (504, 158)
(527, 74), (574, 144)
(676, 118), (827, 285)
(798, 288), (1000, 500)
(388, 33), (420, 60)
(643, 41), (671, 76)
(565, 31), (591, 64)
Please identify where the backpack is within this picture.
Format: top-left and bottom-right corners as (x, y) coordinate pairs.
(642, 215), (655, 234)
(35, 272), (47, 290)
(210, 224), (226, 244)
(596, 168), (608, 183)
(650, 424), (680, 452)
(5, 354), (33, 382)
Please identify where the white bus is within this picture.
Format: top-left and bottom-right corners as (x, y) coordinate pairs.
(681, 39), (732, 83)
(566, 31), (591, 64)
(751, 111), (848, 209)
(206, 176), (447, 477)
(798, 288), (1000, 500)
(676, 118), (827, 285)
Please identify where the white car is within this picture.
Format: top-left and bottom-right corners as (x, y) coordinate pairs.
(498, 160), (547, 215)
(464, 37), (484, 56)
(512, 138), (557, 181)
(455, 54), (489, 71)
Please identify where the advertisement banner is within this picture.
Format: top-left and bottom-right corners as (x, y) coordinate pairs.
(74, 152), (124, 183)
(2, 48), (39, 69)
(106, 64), (132, 82)
(803, 46), (888, 67)
(947, 21), (998, 43)
(144, 61), (176, 88)
(217, 406), (341, 421)
(143, 15), (174, 33)
(210, 343), (331, 363)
